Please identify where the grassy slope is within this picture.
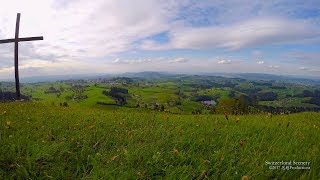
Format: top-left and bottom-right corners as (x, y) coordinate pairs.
(0, 102), (319, 179)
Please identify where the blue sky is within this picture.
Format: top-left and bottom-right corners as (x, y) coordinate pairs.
(0, 0), (320, 79)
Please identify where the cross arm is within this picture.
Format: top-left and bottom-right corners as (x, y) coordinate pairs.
(0, 36), (43, 44)
(0, 38), (15, 44)
(19, 36), (44, 42)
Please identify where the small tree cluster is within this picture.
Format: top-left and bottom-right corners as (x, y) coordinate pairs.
(102, 87), (129, 106)
(215, 95), (252, 115)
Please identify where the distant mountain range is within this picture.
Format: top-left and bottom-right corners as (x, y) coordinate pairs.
(1, 71), (319, 86)
(116, 72), (320, 86)
(232, 73), (320, 86)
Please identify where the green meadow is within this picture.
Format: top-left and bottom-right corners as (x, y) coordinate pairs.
(1, 74), (320, 179)
(0, 101), (319, 179)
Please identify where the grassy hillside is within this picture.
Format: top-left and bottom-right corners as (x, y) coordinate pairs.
(1, 102), (319, 179)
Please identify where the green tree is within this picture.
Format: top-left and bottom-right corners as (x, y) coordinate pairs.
(216, 98), (239, 114)
(216, 96), (249, 115)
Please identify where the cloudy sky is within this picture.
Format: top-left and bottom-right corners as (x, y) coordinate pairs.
(0, 0), (320, 79)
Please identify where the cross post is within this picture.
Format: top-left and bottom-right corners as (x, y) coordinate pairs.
(0, 13), (43, 100)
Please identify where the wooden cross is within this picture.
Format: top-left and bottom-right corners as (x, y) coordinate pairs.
(0, 13), (43, 100)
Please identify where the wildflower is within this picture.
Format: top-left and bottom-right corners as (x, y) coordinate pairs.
(172, 149), (180, 155)
(5, 121), (11, 128)
(137, 157), (143, 165)
(235, 117), (240, 123)
(224, 113), (229, 120)
(111, 155), (118, 161)
(200, 170), (207, 178)
(137, 172), (142, 178)
(240, 137), (249, 147)
(242, 175), (249, 180)
(9, 164), (16, 170)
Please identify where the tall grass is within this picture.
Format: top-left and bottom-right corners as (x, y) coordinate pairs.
(0, 102), (319, 179)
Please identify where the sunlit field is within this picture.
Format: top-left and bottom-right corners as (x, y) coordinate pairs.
(1, 102), (319, 179)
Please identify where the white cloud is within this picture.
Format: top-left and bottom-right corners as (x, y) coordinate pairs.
(299, 67), (309, 70)
(0, 0), (181, 61)
(217, 60), (232, 64)
(112, 58), (152, 64)
(257, 61), (265, 64)
(168, 58), (189, 63)
(268, 65), (279, 69)
(299, 67), (320, 72)
(144, 17), (320, 50)
(0, 0), (320, 77)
